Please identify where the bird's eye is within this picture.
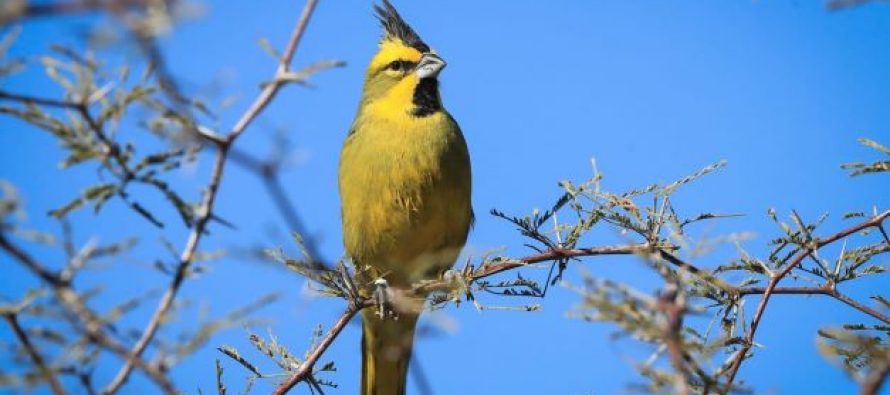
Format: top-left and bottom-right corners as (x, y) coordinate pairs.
(386, 60), (412, 72)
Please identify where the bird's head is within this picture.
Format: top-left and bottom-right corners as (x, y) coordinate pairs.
(361, 0), (445, 118)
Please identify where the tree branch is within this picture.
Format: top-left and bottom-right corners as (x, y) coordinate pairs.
(0, 90), (81, 109)
(3, 312), (69, 395)
(657, 249), (736, 292)
(827, 0), (890, 11)
(228, 0), (318, 141)
(0, 232), (64, 287)
(737, 285), (890, 325)
(100, 148), (227, 394)
(860, 356), (890, 395)
(228, 147), (324, 265)
(721, 210), (890, 392)
(0, 231), (176, 393)
(101, 0), (320, 392)
(271, 299), (372, 395)
(480, 244), (657, 278)
(7, 0), (158, 20)
(656, 288), (690, 395)
(413, 243), (660, 294)
(830, 288), (890, 325)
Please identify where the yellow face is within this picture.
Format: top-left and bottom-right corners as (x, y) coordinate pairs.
(369, 39), (424, 78)
(361, 38), (439, 119)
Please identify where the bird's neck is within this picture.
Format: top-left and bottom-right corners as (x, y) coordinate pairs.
(362, 76), (443, 121)
(411, 78), (441, 117)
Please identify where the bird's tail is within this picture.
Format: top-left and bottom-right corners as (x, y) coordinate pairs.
(361, 308), (419, 395)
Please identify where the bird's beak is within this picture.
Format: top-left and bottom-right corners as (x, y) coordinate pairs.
(415, 53), (446, 79)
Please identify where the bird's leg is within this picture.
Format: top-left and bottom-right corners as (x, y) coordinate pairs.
(373, 278), (399, 320)
(441, 269), (460, 285)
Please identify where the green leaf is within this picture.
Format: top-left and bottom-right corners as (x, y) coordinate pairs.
(660, 160), (727, 195)
(217, 345), (262, 377)
(83, 183), (116, 200)
(48, 196), (85, 218)
(59, 145), (100, 168)
(132, 148), (185, 173)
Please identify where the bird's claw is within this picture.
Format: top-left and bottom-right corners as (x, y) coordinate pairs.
(373, 278), (398, 320)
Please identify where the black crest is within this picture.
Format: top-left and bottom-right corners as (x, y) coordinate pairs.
(374, 0), (430, 53)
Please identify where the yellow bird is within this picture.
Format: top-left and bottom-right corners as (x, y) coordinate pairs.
(338, 1), (472, 394)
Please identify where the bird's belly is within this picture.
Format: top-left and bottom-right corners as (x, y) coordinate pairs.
(348, 165), (469, 282)
(340, 123), (471, 284)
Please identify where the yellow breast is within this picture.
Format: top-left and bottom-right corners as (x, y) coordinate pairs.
(338, 110), (472, 285)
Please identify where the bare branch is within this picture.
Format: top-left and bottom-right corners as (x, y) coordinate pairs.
(228, 0), (319, 141)
(0, 232), (64, 286)
(737, 285), (890, 325)
(101, 150), (227, 394)
(722, 210), (890, 392)
(827, 0), (890, 12)
(0, 231), (176, 393)
(271, 299), (372, 395)
(0, 90), (81, 109)
(3, 312), (68, 395)
(5, 0), (157, 21)
(830, 289), (890, 326)
(228, 147), (324, 265)
(414, 243), (662, 294)
(102, 0), (321, 392)
(656, 288), (689, 395)
(480, 244), (657, 278)
(860, 357), (890, 395)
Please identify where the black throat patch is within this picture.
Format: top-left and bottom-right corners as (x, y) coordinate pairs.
(412, 78), (441, 117)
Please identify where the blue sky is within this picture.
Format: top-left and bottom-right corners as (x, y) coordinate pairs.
(1, 1), (889, 394)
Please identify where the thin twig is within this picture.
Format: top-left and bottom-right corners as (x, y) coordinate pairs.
(827, 0), (890, 11)
(271, 299), (371, 395)
(737, 286), (839, 295)
(657, 249), (736, 292)
(737, 285), (890, 325)
(721, 210), (890, 393)
(860, 356), (890, 395)
(101, 150), (227, 394)
(118, 17), (228, 148)
(0, 233), (176, 393)
(415, 243), (711, 295)
(3, 313), (69, 395)
(101, 0), (320, 392)
(414, 243), (660, 293)
(657, 288), (690, 395)
(480, 244), (657, 277)
(7, 0), (155, 21)
(228, 148), (324, 264)
(0, 90), (81, 109)
(77, 106), (136, 180)
(830, 289), (890, 325)
(262, 172), (324, 264)
(1, 88), (199, 228)
(228, 0), (319, 141)
(0, 232), (64, 286)
(409, 350), (434, 395)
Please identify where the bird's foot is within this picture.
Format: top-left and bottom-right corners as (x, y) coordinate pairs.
(373, 278), (399, 320)
(442, 269), (460, 284)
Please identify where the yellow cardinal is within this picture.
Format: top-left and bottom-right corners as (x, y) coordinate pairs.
(338, 1), (472, 394)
